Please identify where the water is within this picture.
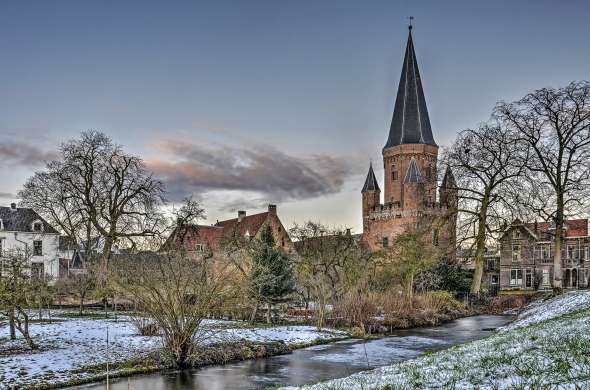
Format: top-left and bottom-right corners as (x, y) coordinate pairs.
(73, 315), (512, 390)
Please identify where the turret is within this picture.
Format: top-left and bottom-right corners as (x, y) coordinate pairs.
(440, 166), (458, 210)
(361, 163), (380, 231)
(401, 157), (425, 210)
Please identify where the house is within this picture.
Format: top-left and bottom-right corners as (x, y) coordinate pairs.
(499, 219), (590, 292)
(163, 204), (295, 255)
(457, 247), (500, 295)
(360, 25), (457, 254)
(0, 203), (62, 280)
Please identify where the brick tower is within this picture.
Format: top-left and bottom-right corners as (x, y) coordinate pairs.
(361, 25), (457, 254)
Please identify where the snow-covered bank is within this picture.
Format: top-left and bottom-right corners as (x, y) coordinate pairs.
(0, 313), (345, 389)
(281, 291), (590, 390)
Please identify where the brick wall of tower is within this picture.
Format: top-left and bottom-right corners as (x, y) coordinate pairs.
(382, 144), (438, 206)
(362, 190), (380, 231)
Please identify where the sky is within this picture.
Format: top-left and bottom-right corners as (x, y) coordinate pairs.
(1, 0), (589, 233)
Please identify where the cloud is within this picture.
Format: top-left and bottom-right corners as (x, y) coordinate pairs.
(0, 142), (57, 168)
(0, 192), (15, 199)
(146, 140), (357, 203)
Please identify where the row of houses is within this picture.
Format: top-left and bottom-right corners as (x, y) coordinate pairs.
(2, 202), (589, 293)
(460, 219), (590, 293)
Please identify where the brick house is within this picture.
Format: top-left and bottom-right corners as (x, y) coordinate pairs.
(360, 26), (457, 254)
(457, 247), (500, 295)
(499, 219), (590, 291)
(163, 204), (295, 255)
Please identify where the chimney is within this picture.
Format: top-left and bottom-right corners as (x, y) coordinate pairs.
(10, 203), (17, 211)
(268, 204), (277, 215)
(346, 228), (351, 236)
(238, 210), (246, 222)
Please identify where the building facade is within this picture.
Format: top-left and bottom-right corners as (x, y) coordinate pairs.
(164, 204), (295, 255)
(0, 203), (63, 280)
(361, 26), (457, 253)
(499, 219), (590, 291)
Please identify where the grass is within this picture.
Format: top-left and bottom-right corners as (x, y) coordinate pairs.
(286, 306), (590, 389)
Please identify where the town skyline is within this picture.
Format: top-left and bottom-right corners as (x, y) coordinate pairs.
(1, 0), (589, 232)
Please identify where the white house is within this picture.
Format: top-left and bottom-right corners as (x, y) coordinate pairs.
(0, 203), (62, 280)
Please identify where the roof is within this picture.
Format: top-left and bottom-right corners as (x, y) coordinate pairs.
(441, 166), (456, 189)
(361, 163), (380, 193)
(524, 219), (589, 238)
(164, 211), (272, 251)
(384, 27), (436, 150)
(0, 206), (59, 234)
(403, 157), (424, 183)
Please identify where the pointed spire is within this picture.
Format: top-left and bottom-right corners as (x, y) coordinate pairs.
(362, 162), (380, 193)
(403, 157), (424, 183)
(441, 166), (456, 188)
(384, 26), (436, 150)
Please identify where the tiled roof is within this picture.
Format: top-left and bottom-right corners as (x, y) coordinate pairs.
(0, 206), (59, 234)
(384, 27), (436, 150)
(524, 219), (588, 238)
(164, 212), (271, 251)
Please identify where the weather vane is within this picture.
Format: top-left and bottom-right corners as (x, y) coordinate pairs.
(408, 16), (414, 30)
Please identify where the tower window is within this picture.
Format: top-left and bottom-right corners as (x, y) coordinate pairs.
(391, 164), (398, 180)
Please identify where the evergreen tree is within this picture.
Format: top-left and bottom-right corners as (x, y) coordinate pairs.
(249, 224), (295, 323)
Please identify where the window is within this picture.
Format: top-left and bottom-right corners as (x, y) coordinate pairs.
(31, 263), (44, 279)
(0, 218), (3, 230)
(382, 236), (389, 248)
(525, 269), (533, 288)
(33, 240), (43, 256)
(195, 244), (204, 252)
(584, 246), (589, 261)
(567, 245), (576, 259)
(432, 229), (439, 246)
(513, 230), (521, 239)
(512, 244), (521, 262)
(391, 164), (398, 180)
(510, 269), (523, 286)
(425, 165), (432, 180)
(540, 245), (550, 260)
(490, 274), (499, 285)
(33, 222), (43, 232)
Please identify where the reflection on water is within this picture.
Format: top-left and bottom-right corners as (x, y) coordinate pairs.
(73, 315), (513, 390)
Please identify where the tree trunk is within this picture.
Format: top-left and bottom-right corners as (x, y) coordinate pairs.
(250, 303), (258, 324)
(79, 296), (85, 315)
(553, 219), (563, 290)
(99, 235), (114, 286)
(470, 197), (490, 295)
(266, 302), (272, 324)
(9, 307), (16, 340)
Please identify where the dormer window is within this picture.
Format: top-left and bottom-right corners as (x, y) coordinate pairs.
(512, 230), (521, 239)
(32, 221), (44, 232)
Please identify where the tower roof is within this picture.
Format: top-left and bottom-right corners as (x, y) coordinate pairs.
(441, 166), (456, 188)
(384, 27), (436, 150)
(403, 157), (424, 183)
(361, 162), (380, 192)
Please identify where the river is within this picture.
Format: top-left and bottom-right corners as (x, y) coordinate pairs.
(73, 315), (512, 390)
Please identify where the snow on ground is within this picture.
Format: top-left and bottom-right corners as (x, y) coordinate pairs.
(500, 290), (590, 331)
(0, 312), (345, 389)
(281, 290), (590, 390)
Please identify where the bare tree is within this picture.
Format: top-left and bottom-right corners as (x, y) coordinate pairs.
(20, 131), (166, 282)
(290, 222), (371, 329)
(0, 250), (39, 349)
(443, 123), (528, 294)
(496, 81), (590, 289)
(374, 224), (439, 305)
(110, 251), (236, 367)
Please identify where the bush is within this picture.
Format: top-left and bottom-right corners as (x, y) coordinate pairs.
(332, 290), (379, 333)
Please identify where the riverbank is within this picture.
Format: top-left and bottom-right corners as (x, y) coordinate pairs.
(281, 290), (590, 390)
(0, 312), (347, 389)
